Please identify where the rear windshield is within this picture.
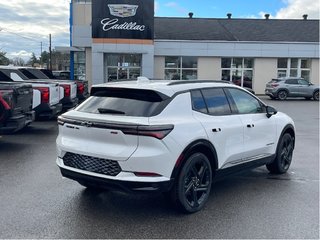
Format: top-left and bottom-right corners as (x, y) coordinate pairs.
(19, 69), (37, 79)
(76, 87), (170, 117)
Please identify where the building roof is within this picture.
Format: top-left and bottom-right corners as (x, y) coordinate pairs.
(154, 17), (320, 42)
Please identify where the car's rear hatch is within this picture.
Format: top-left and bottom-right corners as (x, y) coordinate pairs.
(0, 82), (33, 115)
(57, 87), (170, 161)
(266, 79), (282, 88)
(25, 81), (60, 106)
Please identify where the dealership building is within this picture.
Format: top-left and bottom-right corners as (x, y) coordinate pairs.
(69, 0), (319, 94)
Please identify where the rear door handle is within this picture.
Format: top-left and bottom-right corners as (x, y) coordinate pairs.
(212, 128), (221, 132)
(247, 124), (255, 128)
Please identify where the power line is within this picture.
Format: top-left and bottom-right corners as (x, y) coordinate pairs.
(0, 27), (49, 46)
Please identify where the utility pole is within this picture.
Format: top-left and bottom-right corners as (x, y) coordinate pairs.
(49, 33), (52, 70)
(40, 41), (42, 66)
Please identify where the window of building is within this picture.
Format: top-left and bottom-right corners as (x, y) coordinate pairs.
(105, 54), (142, 82)
(277, 58), (311, 81)
(221, 58), (254, 88)
(74, 0), (91, 4)
(74, 52), (86, 80)
(165, 56), (198, 80)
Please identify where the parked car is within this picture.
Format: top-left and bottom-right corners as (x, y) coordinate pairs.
(18, 68), (79, 110)
(52, 71), (70, 80)
(0, 68), (62, 119)
(0, 82), (34, 133)
(56, 78), (295, 213)
(42, 69), (89, 103)
(265, 77), (319, 100)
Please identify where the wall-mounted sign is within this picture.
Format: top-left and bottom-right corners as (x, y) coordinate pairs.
(92, 0), (154, 40)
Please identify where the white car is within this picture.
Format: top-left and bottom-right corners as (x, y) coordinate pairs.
(56, 78), (295, 213)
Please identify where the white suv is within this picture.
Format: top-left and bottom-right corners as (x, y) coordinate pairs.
(56, 78), (295, 213)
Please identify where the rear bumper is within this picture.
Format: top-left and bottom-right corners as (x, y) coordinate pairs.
(59, 166), (174, 193)
(60, 97), (78, 110)
(35, 103), (63, 118)
(265, 89), (277, 97)
(0, 111), (35, 133)
(77, 93), (89, 102)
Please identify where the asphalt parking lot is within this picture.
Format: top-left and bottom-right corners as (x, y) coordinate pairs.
(0, 96), (319, 239)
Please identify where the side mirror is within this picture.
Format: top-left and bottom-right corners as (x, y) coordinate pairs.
(266, 106), (277, 118)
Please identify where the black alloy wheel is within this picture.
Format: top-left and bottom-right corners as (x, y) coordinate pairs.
(313, 91), (319, 101)
(277, 90), (288, 100)
(172, 153), (212, 213)
(267, 133), (294, 174)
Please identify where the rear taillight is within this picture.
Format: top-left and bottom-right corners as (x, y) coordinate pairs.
(61, 84), (71, 97)
(77, 82), (84, 94)
(35, 87), (50, 103)
(123, 125), (174, 140)
(0, 90), (14, 109)
(271, 83), (279, 88)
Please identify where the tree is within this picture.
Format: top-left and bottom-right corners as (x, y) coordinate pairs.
(40, 51), (49, 66)
(27, 52), (39, 66)
(10, 57), (25, 66)
(0, 51), (10, 65)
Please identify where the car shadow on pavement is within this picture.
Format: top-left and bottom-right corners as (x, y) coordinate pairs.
(73, 166), (295, 217)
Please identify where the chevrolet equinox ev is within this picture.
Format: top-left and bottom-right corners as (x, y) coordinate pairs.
(56, 78), (295, 213)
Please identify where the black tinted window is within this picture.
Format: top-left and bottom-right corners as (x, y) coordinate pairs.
(202, 88), (231, 115)
(20, 69), (37, 79)
(227, 88), (264, 114)
(77, 88), (169, 117)
(191, 90), (208, 114)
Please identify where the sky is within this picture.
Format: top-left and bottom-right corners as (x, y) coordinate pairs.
(0, 0), (319, 61)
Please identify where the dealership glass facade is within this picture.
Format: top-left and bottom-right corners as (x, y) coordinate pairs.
(105, 54), (142, 81)
(221, 58), (254, 88)
(74, 51), (86, 80)
(164, 56), (198, 80)
(277, 58), (311, 81)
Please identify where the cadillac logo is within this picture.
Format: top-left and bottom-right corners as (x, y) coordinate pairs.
(108, 4), (138, 18)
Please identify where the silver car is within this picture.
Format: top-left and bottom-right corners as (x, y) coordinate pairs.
(265, 77), (319, 101)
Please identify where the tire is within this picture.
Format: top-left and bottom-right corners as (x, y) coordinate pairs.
(277, 90), (288, 100)
(266, 133), (294, 174)
(170, 153), (212, 213)
(313, 91), (319, 101)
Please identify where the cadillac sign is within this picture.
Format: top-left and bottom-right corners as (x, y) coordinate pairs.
(92, 0), (154, 40)
(108, 4), (138, 18)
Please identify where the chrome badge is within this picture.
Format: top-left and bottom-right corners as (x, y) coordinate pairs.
(108, 4), (138, 18)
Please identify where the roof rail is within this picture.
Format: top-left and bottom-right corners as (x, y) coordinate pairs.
(167, 80), (232, 86)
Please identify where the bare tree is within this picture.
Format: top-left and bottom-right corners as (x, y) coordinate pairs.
(10, 57), (25, 66)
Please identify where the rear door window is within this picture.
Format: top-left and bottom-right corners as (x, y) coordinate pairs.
(191, 88), (231, 116)
(76, 87), (169, 117)
(202, 88), (231, 115)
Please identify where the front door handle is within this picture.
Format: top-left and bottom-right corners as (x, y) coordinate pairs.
(212, 128), (221, 132)
(247, 124), (255, 128)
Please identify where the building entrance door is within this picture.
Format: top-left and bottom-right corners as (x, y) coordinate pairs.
(105, 54), (142, 82)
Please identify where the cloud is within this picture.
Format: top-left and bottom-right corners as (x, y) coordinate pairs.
(6, 50), (32, 61)
(275, 0), (319, 19)
(0, 0), (69, 60)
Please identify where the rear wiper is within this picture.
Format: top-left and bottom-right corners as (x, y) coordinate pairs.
(98, 108), (125, 115)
